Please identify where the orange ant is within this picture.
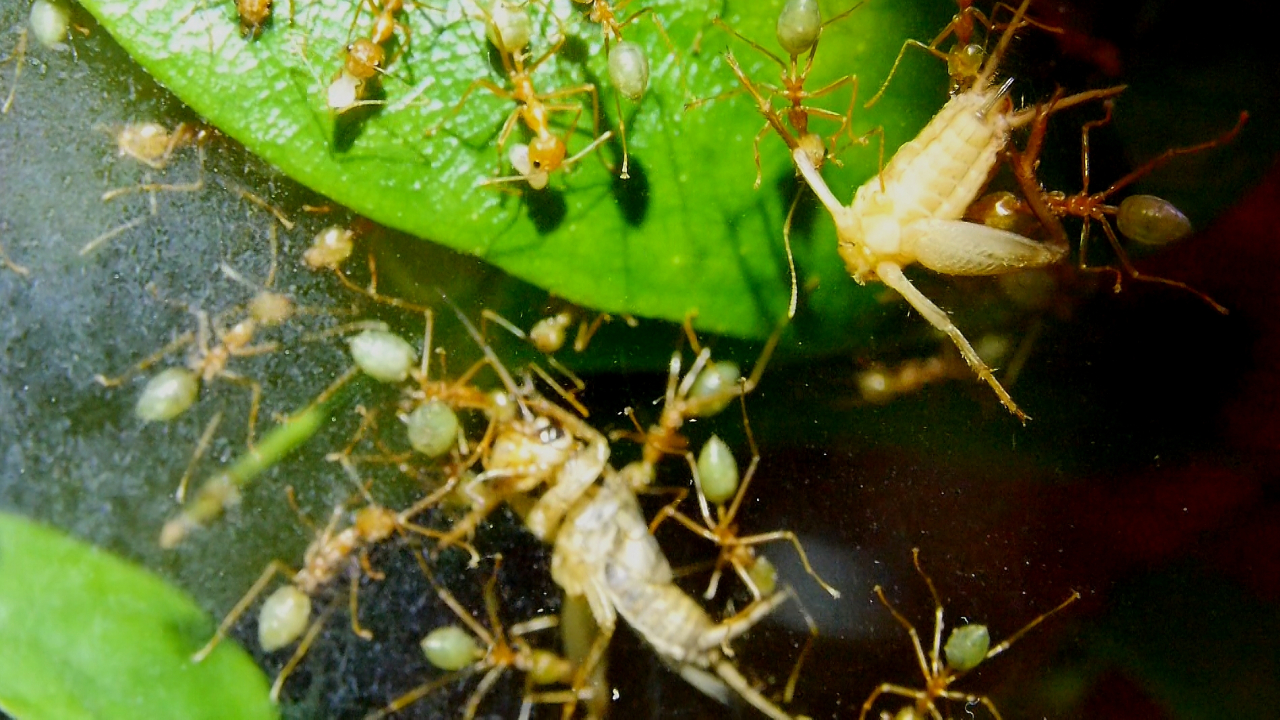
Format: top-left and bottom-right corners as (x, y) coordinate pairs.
(691, 2), (868, 316)
(1006, 92), (1248, 314)
(616, 315), (780, 490)
(94, 228), (374, 445)
(866, 0), (1063, 105)
(648, 399), (839, 604)
(860, 548), (1080, 720)
(572, 0), (676, 178)
(327, 0), (429, 112)
(236, 0), (276, 37)
(693, 2), (864, 189)
(190, 459), (453, 702)
(574, 0), (654, 42)
(367, 555), (584, 720)
(92, 229), (300, 440)
(436, 1), (610, 189)
(326, 309), (506, 481)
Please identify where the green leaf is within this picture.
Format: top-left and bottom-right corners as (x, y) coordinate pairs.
(0, 512), (278, 720)
(74, 0), (945, 343)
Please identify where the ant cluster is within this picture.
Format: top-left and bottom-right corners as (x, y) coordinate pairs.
(120, 225), (838, 717)
(309, 0), (672, 187)
(53, 0), (1250, 716)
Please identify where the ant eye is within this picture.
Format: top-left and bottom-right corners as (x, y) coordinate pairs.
(539, 423), (566, 445)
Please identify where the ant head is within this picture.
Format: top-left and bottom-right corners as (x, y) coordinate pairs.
(237, 0), (270, 36)
(353, 506), (398, 540)
(948, 44), (985, 88)
(346, 39), (386, 79)
(509, 143), (550, 187)
(528, 135), (567, 173)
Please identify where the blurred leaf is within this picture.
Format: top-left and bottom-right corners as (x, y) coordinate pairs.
(0, 512), (277, 720)
(74, 0), (945, 345)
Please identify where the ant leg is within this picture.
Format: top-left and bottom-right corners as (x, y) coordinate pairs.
(176, 411), (223, 503)
(428, 78), (514, 136)
(270, 603), (335, 702)
(684, 84), (746, 113)
(910, 548), (946, 676)
(220, 371), (264, 448)
(858, 684), (931, 720)
(711, 17), (788, 72)
(572, 313), (609, 353)
(989, 1), (1062, 36)
(723, 51), (799, 154)
(984, 590), (1082, 663)
(385, 20), (413, 69)
(871, 584), (933, 688)
(349, 573), (373, 640)
(543, 83), (602, 141)
(612, 81), (631, 178)
(783, 188), (802, 318)
(1096, 217), (1229, 314)
(1, 29), (26, 114)
(79, 215), (148, 256)
(93, 330), (197, 387)
(192, 560), (294, 662)
(865, 39), (947, 108)
(733, 530), (839, 598)
(1006, 92), (1071, 252)
(345, 0), (378, 44)
(1096, 111), (1248, 201)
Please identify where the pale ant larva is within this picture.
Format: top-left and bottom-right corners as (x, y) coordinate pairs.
(790, 0), (1123, 421)
(304, 225), (357, 270)
(366, 555), (585, 720)
(649, 417), (840, 602)
(615, 314), (780, 490)
(109, 121), (212, 172)
(859, 548), (1080, 720)
(524, 305), (632, 355)
(29, 0), (71, 51)
(190, 459), (450, 702)
(866, 0), (1062, 105)
(1005, 92), (1248, 315)
(435, 1), (612, 190)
